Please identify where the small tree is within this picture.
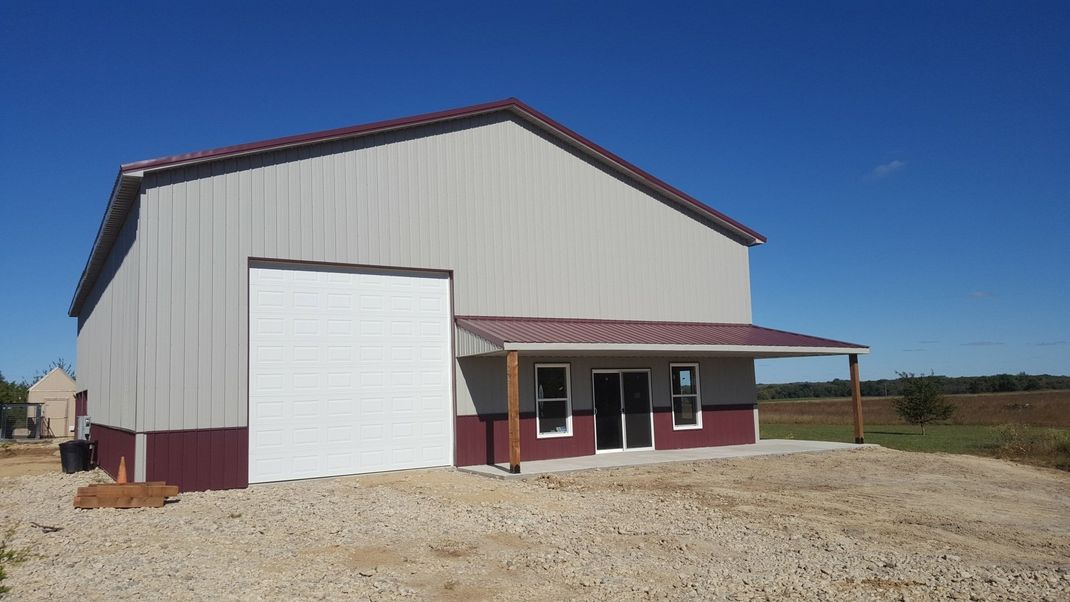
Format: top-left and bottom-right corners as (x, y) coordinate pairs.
(894, 372), (955, 433)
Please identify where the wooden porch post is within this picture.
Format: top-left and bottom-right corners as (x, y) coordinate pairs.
(507, 350), (521, 473)
(849, 353), (864, 444)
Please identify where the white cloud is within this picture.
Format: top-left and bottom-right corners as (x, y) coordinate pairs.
(869, 159), (906, 179)
(968, 291), (993, 299)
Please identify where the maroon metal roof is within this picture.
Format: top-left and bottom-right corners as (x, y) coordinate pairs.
(455, 316), (867, 349)
(120, 98), (519, 174)
(118, 98), (765, 245)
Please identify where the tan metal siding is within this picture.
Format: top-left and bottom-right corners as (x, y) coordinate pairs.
(704, 357), (758, 406)
(76, 199), (140, 430)
(138, 114), (752, 431)
(455, 355), (756, 417)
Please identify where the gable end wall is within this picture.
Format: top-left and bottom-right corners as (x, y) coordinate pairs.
(128, 113), (752, 432)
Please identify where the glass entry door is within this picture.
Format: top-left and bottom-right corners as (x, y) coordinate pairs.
(592, 370), (654, 452)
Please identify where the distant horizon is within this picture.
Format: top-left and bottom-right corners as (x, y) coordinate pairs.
(757, 371), (1070, 386)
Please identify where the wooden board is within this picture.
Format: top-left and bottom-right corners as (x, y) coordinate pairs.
(506, 350), (520, 473)
(77, 484), (179, 497)
(82, 481), (167, 488)
(849, 353), (865, 444)
(73, 480), (178, 509)
(73, 496), (166, 509)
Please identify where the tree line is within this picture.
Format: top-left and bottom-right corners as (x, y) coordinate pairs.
(757, 373), (1070, 401)
(0, 373), (30, 405)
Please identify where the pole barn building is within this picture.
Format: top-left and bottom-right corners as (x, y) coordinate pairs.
(70, 99), (868, 491)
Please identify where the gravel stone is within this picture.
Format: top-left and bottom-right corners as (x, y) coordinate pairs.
(0, 447), (1067, 600)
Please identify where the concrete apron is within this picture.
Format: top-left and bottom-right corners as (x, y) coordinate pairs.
(457, 439), (875, 479)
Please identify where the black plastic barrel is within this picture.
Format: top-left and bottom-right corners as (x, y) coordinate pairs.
(59, 439), (89, 473)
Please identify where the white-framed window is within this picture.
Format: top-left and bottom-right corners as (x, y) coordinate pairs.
(535, 363), (572, 438)
(670, 363), (702, 430)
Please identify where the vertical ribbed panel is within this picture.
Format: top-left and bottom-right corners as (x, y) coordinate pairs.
(134, 113), (752, 431)
(75, 198), (140, 431)
(145, 427), (248, 492)
(92, 424), (136, 481)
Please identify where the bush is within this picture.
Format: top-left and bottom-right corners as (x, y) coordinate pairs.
(893, 372), (955, 434)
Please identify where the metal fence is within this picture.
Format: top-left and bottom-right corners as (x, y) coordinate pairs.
(0, 403), (45, 440)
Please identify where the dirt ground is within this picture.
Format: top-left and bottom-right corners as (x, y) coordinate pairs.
(1, 445), (1067, 600)
(0, 442), (62, 478)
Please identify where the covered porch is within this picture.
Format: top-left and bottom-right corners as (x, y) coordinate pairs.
(455, 316), (870, 474)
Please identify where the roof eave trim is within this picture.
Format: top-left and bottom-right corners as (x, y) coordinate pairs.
(68, 171), (143, 317)
(501, 342), (869, 355)
(118, 98), (522, 177)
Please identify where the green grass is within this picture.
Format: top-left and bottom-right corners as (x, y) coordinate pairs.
(762, 423), (999, 454)
(0, 530), (28, 596)
(761, 423), (1070, 470)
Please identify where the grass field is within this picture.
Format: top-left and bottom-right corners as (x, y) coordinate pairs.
(759, 389), (1070, 470)
(760, 389), (1070, 427)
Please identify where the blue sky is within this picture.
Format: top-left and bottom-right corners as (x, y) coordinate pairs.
(1, 1), (1067, 384)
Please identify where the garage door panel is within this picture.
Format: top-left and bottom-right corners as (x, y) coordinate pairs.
(361, 450), (385, 467)
(292, 456), (319, 474)
(327, 453), (352, 471)
(249, 265), (452, 484)
(292, 427), (319, 445)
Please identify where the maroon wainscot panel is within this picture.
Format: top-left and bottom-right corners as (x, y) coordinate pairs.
(653, 404), (756, 450)
(145, 427), (249, 492)
(455, 411), (595, 466)
(91, 424), (135, 481)
(74, 390), (88, 418)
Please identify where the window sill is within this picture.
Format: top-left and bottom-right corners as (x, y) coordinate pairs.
(536, 431), (573, 439)
(671, 424), (703, 431)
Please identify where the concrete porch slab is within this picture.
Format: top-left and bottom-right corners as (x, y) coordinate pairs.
(457, 439), (872, 478)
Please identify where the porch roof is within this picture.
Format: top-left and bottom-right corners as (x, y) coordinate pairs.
(455, 315), (869, 358)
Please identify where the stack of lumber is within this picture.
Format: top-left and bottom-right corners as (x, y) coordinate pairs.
(72, 456), (178, 509)
(73, 482), (179, 509)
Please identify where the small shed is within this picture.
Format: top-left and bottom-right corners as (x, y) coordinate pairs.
(27, 367), (77, 436)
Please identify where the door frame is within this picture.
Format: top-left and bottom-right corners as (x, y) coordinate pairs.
(591, 368), (655, 454)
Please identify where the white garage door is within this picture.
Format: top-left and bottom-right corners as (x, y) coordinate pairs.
(248, 264), (453, 483)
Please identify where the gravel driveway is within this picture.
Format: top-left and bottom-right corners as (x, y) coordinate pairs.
(1, 446), (1067, 600)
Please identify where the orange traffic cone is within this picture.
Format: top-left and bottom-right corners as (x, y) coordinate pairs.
(117, 456), (128, 484)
